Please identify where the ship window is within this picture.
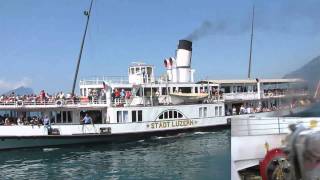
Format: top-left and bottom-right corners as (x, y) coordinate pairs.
(117, 111), (129, 123)
(63, 111), (67, 123)
(84, 88), (87, 96)
(199, 108), (203, 117)
(68, 111), (72, 123)
(215, 107), (218, 116)
(132, 111), (137, 122)
(199, 107), (207, 117)
(219, 106), (222, 116)
(243, 86), (248, 92)
(135, 67), (140, 73)
(164, 111), (168, 119)
(138, 110), (142, 122)
(158, 110), (184, 120)
(174, 111), (178, 118)
(130, 68), (134, 74)
(224, 86), (230, 93)
(203, 107), (207, 117)
(117, 111), (122, 123)
(123, 111), (128, 123)
(161, 87), (168, 95)
(147, 67), (152, 75)
(56, 111), (61, 123)
(169, 111), (173, 119)
(180, 87), (191, 93)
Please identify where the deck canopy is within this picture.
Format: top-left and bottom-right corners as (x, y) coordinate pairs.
(198, 78), (305, 85)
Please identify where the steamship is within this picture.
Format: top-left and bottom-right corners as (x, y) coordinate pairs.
(0, 39), (313, 150)
(0, 0), (313, 150)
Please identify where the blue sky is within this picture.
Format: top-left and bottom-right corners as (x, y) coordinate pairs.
(1, 0), (320, 94)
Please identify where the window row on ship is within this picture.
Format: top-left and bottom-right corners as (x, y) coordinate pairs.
(113, 104), (224, 124)
(79, 84), (220, 97)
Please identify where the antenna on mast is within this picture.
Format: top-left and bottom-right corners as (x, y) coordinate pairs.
(247, 5), (255, 79)
(71, 0), (94, 96)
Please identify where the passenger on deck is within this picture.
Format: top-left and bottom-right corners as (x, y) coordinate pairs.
(17, 117), (23, 126)
(40, 90), (46, 102)
(240, 105), (246, 114)
(82, 114), (92, 124)
(43, 116), (50, 126)
(155, 90), (160, 97)
(4, 118), (10, 126)
(120, 89), (125, 99)
(88, 89), (93, 103)
(125, 90), (131, 99)
(246, 106), (251, 114)
(115, 89), (120, 100)
(111, 89), (115, 101)
(232, 106), (237, 115)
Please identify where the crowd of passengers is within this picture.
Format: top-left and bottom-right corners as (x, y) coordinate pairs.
(0, 115), (51, 126)
(226, 100), (310, 116)
(0, 114), (93, 126)
(111, 88), (132, 101)
(0, 90), (80, 104)
(263, 89), (307, 97)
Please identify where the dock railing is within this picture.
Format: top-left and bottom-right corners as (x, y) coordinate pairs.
(231, 117), (320, 137)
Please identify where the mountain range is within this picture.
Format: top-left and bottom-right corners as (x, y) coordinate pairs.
(284, 56), (320, 92)
(3, 86), (34, 96)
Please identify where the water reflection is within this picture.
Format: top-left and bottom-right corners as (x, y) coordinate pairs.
(0, 129), (230, 180)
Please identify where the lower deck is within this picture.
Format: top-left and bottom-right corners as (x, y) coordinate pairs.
(0, 118), (228, 150)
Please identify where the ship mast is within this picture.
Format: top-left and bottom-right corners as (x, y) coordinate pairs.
(71, 0), (94, 96)
(247, 5), (255, 79)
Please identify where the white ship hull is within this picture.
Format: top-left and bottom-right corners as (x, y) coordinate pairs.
(0, 117), (227, 150)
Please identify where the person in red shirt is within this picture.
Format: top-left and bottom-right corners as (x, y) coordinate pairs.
(115, 89), (120, 99)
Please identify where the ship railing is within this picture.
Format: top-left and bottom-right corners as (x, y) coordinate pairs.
(224, 92), (260, 100)
(0, 99), (110, 107)
(80, 76), (129, 86)
(262, 91), (309, 98)
(231, 117), (320, 137)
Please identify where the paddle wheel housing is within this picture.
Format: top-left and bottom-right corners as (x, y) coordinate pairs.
(259, 148), (289, 180)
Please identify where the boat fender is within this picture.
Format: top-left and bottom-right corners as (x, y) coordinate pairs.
(100, 127), (111, 134)
(16, 100), (24, 106)
(48, 128), (60, 135)
(226, 118), (231, 125)
(56, 100), (64, 106)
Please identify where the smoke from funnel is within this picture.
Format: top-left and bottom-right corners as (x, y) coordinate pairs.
(185, 21), (227, 41)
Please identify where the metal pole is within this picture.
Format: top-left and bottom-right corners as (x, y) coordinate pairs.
(247, 5), (255, 79)
(71, 0), (94, 96)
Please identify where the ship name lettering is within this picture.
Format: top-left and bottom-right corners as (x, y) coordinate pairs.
(149, 119), (195, 129)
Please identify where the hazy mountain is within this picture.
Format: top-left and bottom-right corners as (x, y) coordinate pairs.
(284, 56), (320, 92)
(3, 86), (34, 96)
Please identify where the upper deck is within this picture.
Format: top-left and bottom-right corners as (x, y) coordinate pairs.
(199, 78), (309, 102)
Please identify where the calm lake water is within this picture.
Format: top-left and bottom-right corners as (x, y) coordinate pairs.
(0, 129), (231, 180)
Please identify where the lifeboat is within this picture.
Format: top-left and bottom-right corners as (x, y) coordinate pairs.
(169, 93), (208, 104)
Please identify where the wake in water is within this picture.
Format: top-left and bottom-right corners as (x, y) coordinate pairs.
(42, 148), (60, 152)
(193, 131), (216, 135)
(152, 133), (186, 140)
